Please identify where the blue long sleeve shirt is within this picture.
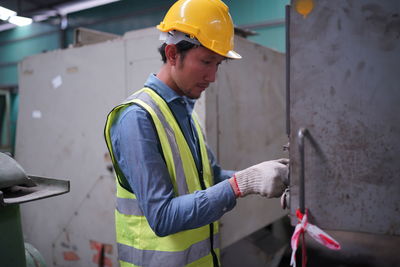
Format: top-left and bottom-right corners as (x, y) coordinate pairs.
(110, 74), (236, 236)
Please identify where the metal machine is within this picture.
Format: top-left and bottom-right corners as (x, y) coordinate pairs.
(0, 152), (69, 267)
(287, 0), (400, 265)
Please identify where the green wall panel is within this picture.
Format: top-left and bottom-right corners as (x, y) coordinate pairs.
(0, 33), (59, 62)
(0, 32), (59, 86)
(10, 94), (18, 151)
(228, 0), (290, 53)
(0, 65), (17, 86)
(0, 22), (58, 43)
(248, 26), (286, 52)
(228, 0), (289, 24)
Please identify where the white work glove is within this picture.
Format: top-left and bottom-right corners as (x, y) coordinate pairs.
(234, 159), (289, 198)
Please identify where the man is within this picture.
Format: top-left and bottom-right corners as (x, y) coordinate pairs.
(104, 0), (289, 266)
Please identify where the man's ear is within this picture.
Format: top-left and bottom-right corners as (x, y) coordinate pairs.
(165, 44), (178, 66)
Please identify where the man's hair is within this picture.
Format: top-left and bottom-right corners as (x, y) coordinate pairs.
(158, 41), (197, 64)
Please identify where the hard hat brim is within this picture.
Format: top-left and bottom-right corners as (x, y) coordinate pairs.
(226, 50), (241, 59)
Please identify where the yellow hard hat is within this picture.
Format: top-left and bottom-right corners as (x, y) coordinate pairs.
(157, 0), (241, 59)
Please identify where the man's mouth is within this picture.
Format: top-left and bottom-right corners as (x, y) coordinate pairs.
(197, 83), (209, 89)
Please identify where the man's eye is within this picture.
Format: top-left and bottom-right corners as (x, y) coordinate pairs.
(202, 60), (211, 65)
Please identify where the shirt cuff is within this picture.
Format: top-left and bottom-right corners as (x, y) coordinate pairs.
(228, 176), (241, 198)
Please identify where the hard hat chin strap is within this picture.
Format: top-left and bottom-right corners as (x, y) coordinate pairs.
(159, 30), (201, 46)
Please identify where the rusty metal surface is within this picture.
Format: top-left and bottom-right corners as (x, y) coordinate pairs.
(289, 0), (400, 235)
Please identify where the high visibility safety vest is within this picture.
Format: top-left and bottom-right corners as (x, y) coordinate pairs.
(104, 88), (220, 267)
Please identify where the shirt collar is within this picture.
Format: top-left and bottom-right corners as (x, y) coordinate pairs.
(144, 73), (196, 114)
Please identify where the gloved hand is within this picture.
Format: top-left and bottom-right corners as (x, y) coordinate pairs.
(233, 159), (289, 198)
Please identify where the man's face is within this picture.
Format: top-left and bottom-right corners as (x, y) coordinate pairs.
(172, 46), (225, 99)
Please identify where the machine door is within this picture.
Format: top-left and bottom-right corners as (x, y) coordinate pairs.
(288, 0), (400, 235)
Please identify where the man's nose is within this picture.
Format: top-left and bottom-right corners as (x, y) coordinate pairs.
(204, 66), (217, 82)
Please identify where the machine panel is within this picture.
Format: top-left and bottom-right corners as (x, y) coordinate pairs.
(289, 0), (400, 235)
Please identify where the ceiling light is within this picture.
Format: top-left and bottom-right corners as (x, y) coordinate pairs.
(0, 6), (16, 20)
(57, 0), (120, 15)
(8, 16), (33, 26)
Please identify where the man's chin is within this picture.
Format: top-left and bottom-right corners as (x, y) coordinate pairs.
(185, 90), (202, 100)
(189, 92), (203, 99)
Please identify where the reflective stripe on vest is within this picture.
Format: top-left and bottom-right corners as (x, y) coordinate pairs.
(104, 88), (218, 267)
(118, 234), (220, 266)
